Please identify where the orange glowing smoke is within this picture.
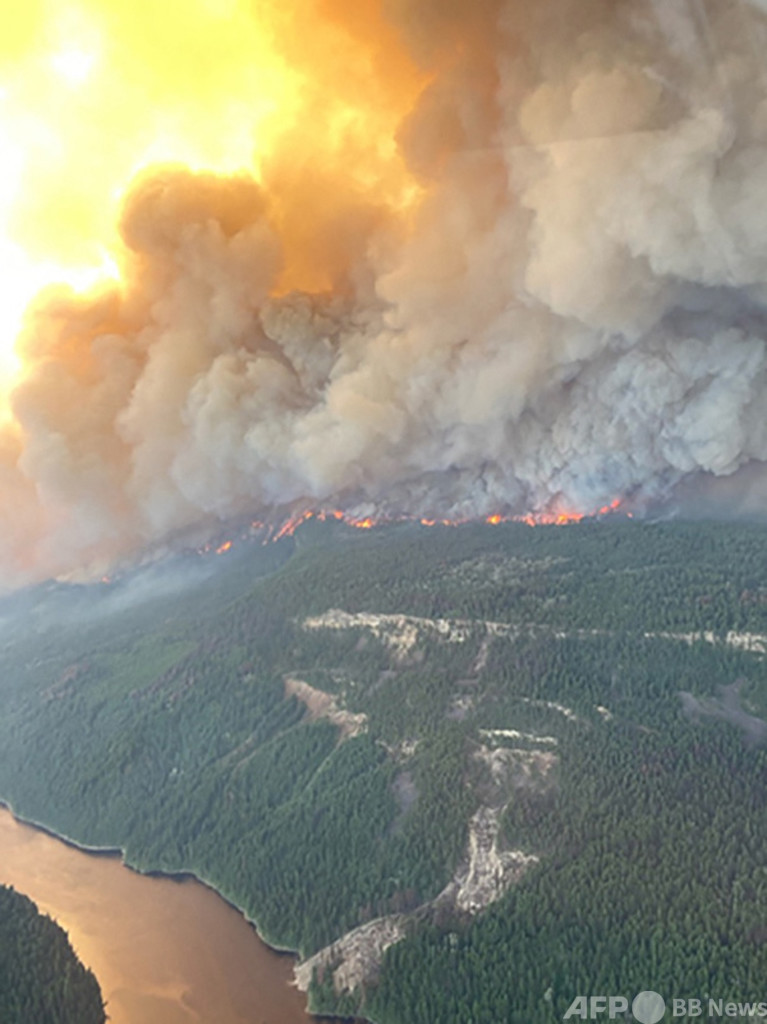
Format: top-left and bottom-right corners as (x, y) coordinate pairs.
(0, 0), (670, 588)
(0, 0), (426, 389)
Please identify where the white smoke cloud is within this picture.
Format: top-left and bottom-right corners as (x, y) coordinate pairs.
(4, 0), (767, 585)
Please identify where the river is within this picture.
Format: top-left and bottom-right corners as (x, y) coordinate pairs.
(0, 805), (339, 1024)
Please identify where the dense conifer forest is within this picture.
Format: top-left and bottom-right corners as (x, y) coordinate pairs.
(0, 884), (105, 1023)
(1, 517), (766, 1021)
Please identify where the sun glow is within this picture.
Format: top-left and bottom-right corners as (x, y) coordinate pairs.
(50, 48), (96, 85)
(0, 0), (426, 394)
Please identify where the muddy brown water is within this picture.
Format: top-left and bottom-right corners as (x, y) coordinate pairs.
(0, 805), (346, 1024)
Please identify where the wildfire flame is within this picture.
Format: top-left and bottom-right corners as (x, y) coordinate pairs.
(0, 0), (701, 590)
(182, 495), (634, 577)
(200, 499), (630, 558)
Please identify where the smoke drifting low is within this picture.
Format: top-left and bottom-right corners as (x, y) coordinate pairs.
(4, 0), (767, 584)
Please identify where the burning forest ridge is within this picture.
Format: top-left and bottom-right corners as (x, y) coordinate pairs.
(194, 500), (629, 563)
(0, 0), (766, 586)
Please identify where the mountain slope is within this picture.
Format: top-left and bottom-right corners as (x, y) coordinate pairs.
(1, 518), (767, 1021)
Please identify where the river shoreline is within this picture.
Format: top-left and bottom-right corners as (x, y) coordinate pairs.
(0, 798), (369, 1024)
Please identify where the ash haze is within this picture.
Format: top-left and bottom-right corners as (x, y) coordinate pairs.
(2, 0), (767, 585)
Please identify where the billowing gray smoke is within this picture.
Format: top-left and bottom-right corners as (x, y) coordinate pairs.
(4, 0), (767, 584)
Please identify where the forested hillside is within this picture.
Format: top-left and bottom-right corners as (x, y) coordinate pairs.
(1, 517), (767, 1022)
(0, 884), (105, 1023)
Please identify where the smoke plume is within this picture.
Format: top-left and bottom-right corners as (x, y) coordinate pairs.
(4, 0), (767, 584)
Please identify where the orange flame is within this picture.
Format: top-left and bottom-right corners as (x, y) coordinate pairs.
(260, 499), (627, 543)
(191, 498), (632, 566)
(270, 509), (315, 541)
(597, 498), (622, 516)
(348, 517), (375, 530)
